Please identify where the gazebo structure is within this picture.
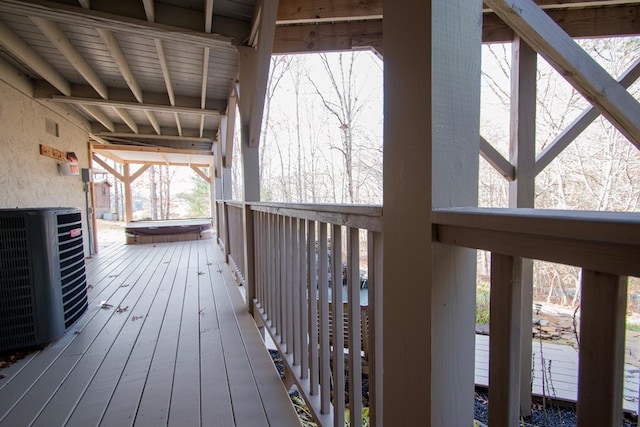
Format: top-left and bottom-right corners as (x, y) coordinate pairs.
(0, 0), (639, 426)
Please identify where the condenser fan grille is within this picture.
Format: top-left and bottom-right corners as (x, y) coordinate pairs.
(0, 215), (37, 349)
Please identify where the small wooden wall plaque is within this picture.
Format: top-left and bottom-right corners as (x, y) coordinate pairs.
(40, 144), (68, 162)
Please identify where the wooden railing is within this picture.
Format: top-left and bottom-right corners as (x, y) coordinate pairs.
(218, 201), (383, 427)
(223, 202), (246, 285)
(433, 207), (640, 427)
(217, 201), (640, 426)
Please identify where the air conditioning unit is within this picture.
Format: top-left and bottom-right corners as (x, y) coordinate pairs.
(0, 208), (88, 352)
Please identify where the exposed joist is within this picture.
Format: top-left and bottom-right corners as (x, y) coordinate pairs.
(31, 17), (108, 99)
(205, 0), (214, 33)
(113, 107), (138, 134)
(0, 0), (235, 48)
(77, 0), (90, 8)
(49, 95), (221, 116)
(144, 110), (162, 135)
(485, 0), (640, 148)
(142, 0), (154, 22)
(92, 152), (124, 179)
(535, 58), (640, 175)
(0, 19), (70, 95)
(480, 136), (515, 181)
(97, 29), (143, 102)
(200, 47), (211, 137)
(79, 104), (114, 131)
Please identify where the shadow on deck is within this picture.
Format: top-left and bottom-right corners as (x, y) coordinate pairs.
(0, 240), (299, 427)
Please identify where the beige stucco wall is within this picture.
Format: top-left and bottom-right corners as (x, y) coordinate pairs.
(0, 80), (92, 254)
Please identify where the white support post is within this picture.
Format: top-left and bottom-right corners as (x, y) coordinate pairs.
(509, 36), (537, 416)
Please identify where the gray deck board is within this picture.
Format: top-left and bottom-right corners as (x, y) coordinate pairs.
(0, 240), (300, 427)
(475, 334), (639, 413)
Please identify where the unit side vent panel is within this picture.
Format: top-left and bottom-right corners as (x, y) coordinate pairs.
(57, 212), (87, 328)
(0, 216), (36, 349)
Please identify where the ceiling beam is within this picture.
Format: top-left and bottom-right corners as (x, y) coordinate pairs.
(31, 17), (109, 98)
(97, 29), (142, 102)
(79, 104), (114, 131)
(93, 143), (213, 156)
(0, 0), (235, 49)
(200, 47), (211, 137)
(0, 19), (70, 95)
(276, 0), (639, 23)
(274, 5), (640, 53)
(48, 95), (221, 116)
(34, 81), (226, 111)
(93, 124), (214, 139)
(486, 0), (640, 149)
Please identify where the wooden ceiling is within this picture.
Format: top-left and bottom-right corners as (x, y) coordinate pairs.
(0, 0), (637, 153)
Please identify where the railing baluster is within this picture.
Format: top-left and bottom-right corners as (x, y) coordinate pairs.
(577, 270), (627, 426)
(308, 220), (319, 395)
(368, 230), (383, 427)
(488, 253), (523, 427)
(319, 222), (331, 413)
(348, 227), (363, 427)
(268, 213), (275, 326)
(285, 216), (293, 354)
(332, 225), (345, 426)
(300, 219), (309, 378)
(293, 218), (301, 366)
(275, 215), (282, 337)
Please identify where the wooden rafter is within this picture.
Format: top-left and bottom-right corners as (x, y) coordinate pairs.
(485, 0), (640, 148)
(0, 20), (70, 95)
(92, 143), (213, 156)
(96, 29), (143, 103)
(0, 0), (235, 48)
(535, 58), (640, 175)
(142, 0), (154, 22)
(113, 107), (138, 134)
(80, 104), (114, 132)
(31, 17), (108, 98)
(92, 126), (214, 140)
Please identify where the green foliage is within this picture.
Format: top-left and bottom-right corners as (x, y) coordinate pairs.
(344, 407), (370, 427)
(476, 283), (490, 324)
(179, 171), (210, 217)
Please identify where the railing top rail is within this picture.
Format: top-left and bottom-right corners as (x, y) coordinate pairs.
(433, 207), (640, 277)
(219, 200), (383, 232)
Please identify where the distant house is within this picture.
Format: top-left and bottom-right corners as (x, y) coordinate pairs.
(94, 181), (112, 218)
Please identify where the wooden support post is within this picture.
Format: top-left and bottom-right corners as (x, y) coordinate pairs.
(123, 163), (133, 223)
(367, 230), (383, 427)
(383, 1), (432, 423)
(87, 142), (99, 254)
(509, 36), (537, 416)
(244, 205), (256, 314)
(577, 271), (627, 427)
(489, 253), (523, 427)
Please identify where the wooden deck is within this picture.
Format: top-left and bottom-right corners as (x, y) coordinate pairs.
(475, 334), (640, 414)
(0, 240), (300, 427)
